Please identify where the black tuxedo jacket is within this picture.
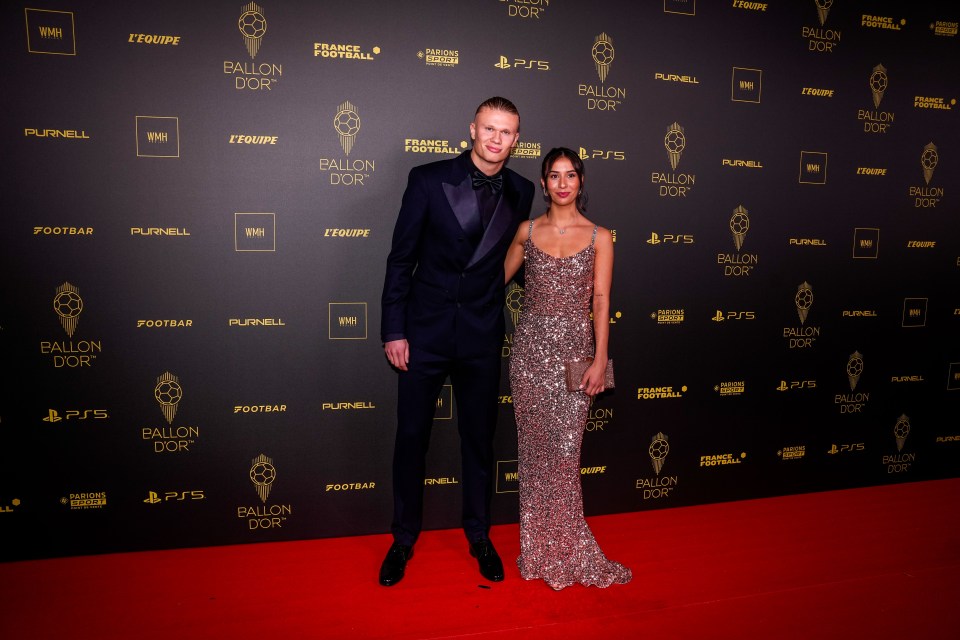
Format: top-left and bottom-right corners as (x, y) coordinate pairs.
(381, 151), (534, 358)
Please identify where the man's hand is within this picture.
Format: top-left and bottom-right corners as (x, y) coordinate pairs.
(384, 339), (410, 371)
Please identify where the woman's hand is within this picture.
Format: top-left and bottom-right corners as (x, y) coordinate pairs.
(580, 359), (607, 397)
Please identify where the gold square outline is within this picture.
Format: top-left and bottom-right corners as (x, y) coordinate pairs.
(731, 67), (762, 103)
(495, 459), (519, 494)
(901, 298), (928, 328)
(663, 0), (696, 16)
(434, 384), (453, 421)
(234, 213), (276, 252)
(25, 8), (76, 56)
(947, 363), (960, 391)
(798, 151), (828, 184)
(852, 227), (880, 259)
(136, 116), (180, 158)
(327, 302), (368, 340)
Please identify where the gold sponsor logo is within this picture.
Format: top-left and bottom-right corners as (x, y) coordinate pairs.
(891, 376), (924, 383)
(799, 151), (828, 184)
(733, 1), (768, 11)
(62, 492), (107, 510)
(324, 228), (371, 237)
(137, 319), (193, 328)
(43, 408), (109, 422)
(418, 48), (459, 67)
(144, 490), (204, 504)
(495, 55), (549, 71)
(777, 446), (805, 461)
(802, 87), (834, 97)
(637, 386), (686, 399)
(580, 466), (607, 475)
(511, 141), (542, 159)
(655, 72), (699, 84)
(424, 477), (459, 486)
(804, 0), (840, 52)
(776, 380), (816, 391)
(936, 435), (960, 443)
(404, 138), (463, 154)
(578, 147), (625, 161)
(128, 34), (181, 45)
(25, 8), (77, 55)
(229, 134), (278, 144)
(234, 404), (287, 413)
(321, 402), (375, 410)
(699, 453), (745, 467)
(857, 167), (887, 176)
(651, 309), (684, 325)
(325, 482), (376, 491)
(647, 233), (693, 245)
(841, 310), (877, 318)
(130, 228), (190, 236)
(228, 318), (286, 326)
(34, 226), (92, 235)
(906, 241), (935, 248)
(861, 15), (904, 31)
(24, 128), (89, 139)
(931, 21), (958, 37)
(828, 443), (864, 454)
(914, 96), (955, 110)
(714, 381), (745, 396)
(711, 310), (756, 321)
(721, 159), (762, 168)
(313, 43), (380, 60)
(789, 238), (827, 246)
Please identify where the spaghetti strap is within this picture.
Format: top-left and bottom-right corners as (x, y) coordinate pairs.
(527, 219), (535, 240)
(590, 225), (598, 246)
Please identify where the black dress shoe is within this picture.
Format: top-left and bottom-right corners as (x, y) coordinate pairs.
(469, 539), (504, 582)
(378, 542), (413, 587)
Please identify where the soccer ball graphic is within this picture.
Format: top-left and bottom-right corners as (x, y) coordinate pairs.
(664, 127), (686, 155)
(250, 461), (276, 487)
(334, 109), (360, 137)
(794, 285), (813, 312)
(729, 209), (750, 236)
(591, 40), (614, 67)
(894, 416), (910, 440)
(238, 11), (266, 39)
(53, 291), (82, 319)
(154, 380), (183, 406)
(649, 436), (670, 462)
(869, 69), (888, 94)
(846, 354), (864, 379)
(921, 146), (939, 171)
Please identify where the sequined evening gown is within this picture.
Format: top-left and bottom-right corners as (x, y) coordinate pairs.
(509, 222), (632, 590)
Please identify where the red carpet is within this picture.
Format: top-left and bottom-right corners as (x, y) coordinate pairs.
(2, 479), (958, 639)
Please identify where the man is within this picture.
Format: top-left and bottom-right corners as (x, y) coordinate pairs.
(379, 97), (534, 586)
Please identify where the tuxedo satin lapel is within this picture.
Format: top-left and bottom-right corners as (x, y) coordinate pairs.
(442, 173), (482, 238)
(468, 182), (517, 268)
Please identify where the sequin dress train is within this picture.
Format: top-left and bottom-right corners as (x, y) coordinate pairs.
(509, 223), (632, 590)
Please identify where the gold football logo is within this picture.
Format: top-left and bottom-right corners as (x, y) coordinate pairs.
(155, 371), (183, 424)
(505, 282), (524, 329)
(664, 122), (685, 170)
(53, 282), (82, 337)
(869, 64), (888, 109)
(648, 432), (670, 475)
(334, 101), (361, 155)
(729, 205), (750, 251)
(238, 2), (267, 60)
(814, 0), (833, 26)
(591, 33), (614, 83)
(250, 453), (276, 503)
(795, 282), (813, 325)
(894, 414), (910, 452)
(921, 142), (938, 185)
(846, 351), (864, 391)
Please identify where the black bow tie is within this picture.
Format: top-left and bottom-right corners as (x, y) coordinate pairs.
(471, 171), (503, 193)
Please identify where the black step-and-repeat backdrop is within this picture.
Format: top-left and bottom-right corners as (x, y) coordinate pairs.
(2, 0), (958, 561)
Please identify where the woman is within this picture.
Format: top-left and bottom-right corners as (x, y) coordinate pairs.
(504, 147), (631, 590)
